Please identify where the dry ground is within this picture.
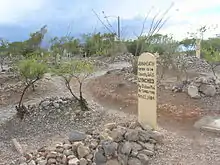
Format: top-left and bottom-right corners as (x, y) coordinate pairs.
(86, 71), (220, 137)
(1, 67), (220, 164)
(86, 71), (220, 164)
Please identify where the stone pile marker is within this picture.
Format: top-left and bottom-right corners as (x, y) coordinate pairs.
(137, 52), (157, 130)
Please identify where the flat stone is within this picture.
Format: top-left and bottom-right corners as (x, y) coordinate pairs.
(94, 149), (107, 164)
(106, 159), (120, 165)
(77, 145), (90, 158)
(69, 130), (86, 142)
(194, 116), (220, 133)
(68, 158), (80, 165)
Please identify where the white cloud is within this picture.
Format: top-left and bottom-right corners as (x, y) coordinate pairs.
(0, 0), (47, 24)
(0, 0), (219, 40)
(102, 0), (220, 40)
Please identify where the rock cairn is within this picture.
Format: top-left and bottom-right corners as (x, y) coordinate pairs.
(112, 53), (134, 63)
(23, 97), (91, 126)
(173, 55), (211, 73)
(172, 76), (220, 98)
(104, 53), (134, 64)
(105, 67), (138, 85)
(19, 122), (163, 165)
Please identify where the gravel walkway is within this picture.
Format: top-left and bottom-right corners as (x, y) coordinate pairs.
(150, 128), (220, 165)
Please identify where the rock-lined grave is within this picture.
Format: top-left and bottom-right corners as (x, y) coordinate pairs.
(172, 76), (220, 98)
(18, 121), (163, 165)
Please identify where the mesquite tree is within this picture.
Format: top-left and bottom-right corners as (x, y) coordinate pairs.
(53, 60), (94, 111)
(203, 46), (220, 79)
(16, 58), (47, 119)
(0, 39), (9, 71)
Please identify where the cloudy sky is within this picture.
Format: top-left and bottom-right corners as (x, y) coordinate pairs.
(0, 0), (220, 41)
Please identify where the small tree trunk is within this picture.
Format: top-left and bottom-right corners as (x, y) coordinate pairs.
(64, 79), (79, 101)
(79, 82), (83, 100)
(12, 138), (24, 155)
(211, 65), (218, 79)
(16, 78), (39, 119)
(18, 83), (31, 109)
(32, 84), (35, 91)
(0, 60), (4, 71)
(79, 82), (89, 111)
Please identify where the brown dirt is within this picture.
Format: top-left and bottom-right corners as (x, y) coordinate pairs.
(87, 72), (219, 138)
(0, 73), (76, 108)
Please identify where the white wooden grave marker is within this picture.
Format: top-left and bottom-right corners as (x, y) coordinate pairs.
(137, 52), (157, 129)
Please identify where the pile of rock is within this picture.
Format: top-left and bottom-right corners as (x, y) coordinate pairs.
(0, 81), (23, 93)
(172, 76), (220, 98)
(19, 122), (162, 165)
(174, 55), (211, 73)
(105, 67), (138, 84)
(88, 59), (109, 69)
(25, 97), (87, 122)
(38, 97), (78, 111)
(107, 53), (134, 63)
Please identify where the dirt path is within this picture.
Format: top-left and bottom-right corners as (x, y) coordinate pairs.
(0, 74), (72, 126)
(0, 62), (136, 164)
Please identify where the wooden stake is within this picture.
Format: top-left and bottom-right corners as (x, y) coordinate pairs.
(12, 138), (24, 155)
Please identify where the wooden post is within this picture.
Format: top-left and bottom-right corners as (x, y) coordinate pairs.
(12, 138), (24, 155)
(196, 39), (201, 59)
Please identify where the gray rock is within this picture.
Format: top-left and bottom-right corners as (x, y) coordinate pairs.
(37, 160), (47, 165)
(137, 153), (149, 164)
(130, 142), (143, 151)
(47, 158), (56, 164)
(140, 124), (153, 131)
(199, 84), (216, 96)
(119, 142), (132, 155)
(131, 150), (139, 157)
(129, 121), (139, 129)
(19, 156), (26, 163)
(68, 158), (80, 165)
(63, 143), (72, 149)
(63, 149), (74, 156)
(102, 140), (117, 156)
(106, 159), (120, 165)
(41, 100), (50, 107)
(138, 142), (154, 151)
(69, 130), (86, 142)
(118, 154), (128, 165)
(89, 139), (99, 149)
(27, 160), (36, 165)
(104, 123), (116, 130)
(125, 129), (139, 141)
(86, 154), (93, 160)
(128, 157), (142, 165)
(187, 85), (201, 98)
(67, 155), (76, 160)
(94, 149), (107, 165)
(110, 126), (127, 142)
(53, 102), (60, 108)
(150, 130), (164, 143)
(139, 149), (154, 156)
(79, 158), (88, 165)
(77, 145), (90, 158)
(46, 152), (57, 159)
(138, 130), (150, 142)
